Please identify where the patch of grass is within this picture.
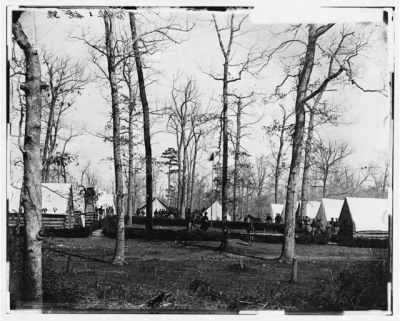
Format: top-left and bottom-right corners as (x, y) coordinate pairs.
(9, 236), (388, 312)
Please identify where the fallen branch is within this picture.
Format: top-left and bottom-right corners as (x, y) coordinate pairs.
(144, 292), (171, 308)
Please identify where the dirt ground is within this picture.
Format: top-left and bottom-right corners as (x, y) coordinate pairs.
(10, 233), (388, 313)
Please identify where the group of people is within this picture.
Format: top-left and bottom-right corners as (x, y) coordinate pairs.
(154, 209), (171, 218)
(295, 216), (339, 239)
(263, 214), (283, 225)
(95, 205), (114, 220)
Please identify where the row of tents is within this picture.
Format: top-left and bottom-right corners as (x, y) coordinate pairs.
(269, 197), (390, 238)
(8, 183), (390, 239)
(202, 198), (390, 240)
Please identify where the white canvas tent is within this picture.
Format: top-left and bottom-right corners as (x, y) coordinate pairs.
(202, 201), (232, 221)
(296, 201), (321, 220)
(138, 198), (168, 216)
(315, 198), (344, 231)
(339, 197), (390, 235)
(269, 203), (284, 221)
(42, 183), (73, 214)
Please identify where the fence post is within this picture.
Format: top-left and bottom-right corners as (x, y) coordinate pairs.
(66, 255), (72, 273)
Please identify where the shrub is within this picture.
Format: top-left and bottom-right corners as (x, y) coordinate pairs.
(130, 215), (285, 233)
(335, 261), (387, 309)
(43, 227), (92, 238)
(101, 216), (118, 237)
(131, 216), (187, 227)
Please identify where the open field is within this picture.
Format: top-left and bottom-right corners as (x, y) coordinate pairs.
(9, 233), (388, 312)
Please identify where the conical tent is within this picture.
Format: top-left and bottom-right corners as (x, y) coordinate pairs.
(296, 201), (321, 220)
(202, 201), (232, 221)
(315, 198), (344, 230)
(138, 198), (168, 216)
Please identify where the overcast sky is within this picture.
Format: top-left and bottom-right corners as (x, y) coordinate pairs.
(9, 7), (390, 193)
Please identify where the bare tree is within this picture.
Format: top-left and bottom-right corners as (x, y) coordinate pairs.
(299, 28), (358, 218)
(322, 166), (371, 198)
(208, 13), (265, 249)
(227, 92), (257, 221)
(129, 12), (153, 232)
(188, 129), (202, 211)
(369, 158), (390, 198)
(40, 52), (87, 182)
(253, 155), (269, 218)
(166, 77), (199, 218)
(273, 25), (384, 245)
(280, 24), (335, 263)
(102, 10), (126, 264)
(264, 104), (294, 204)
(312, 138), (352, 197)
(78, 9), (127, 264)
(129, 11), (193, 231)
(80, 160), (100, 187)
(121, 53), (139, 222)
(12, 11), (48, 303)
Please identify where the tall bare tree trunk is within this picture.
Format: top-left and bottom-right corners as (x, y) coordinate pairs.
(300, 111), (314, 218)
(246, 183), (250, 215)
(127, 87), (136, 224)
(322, 172), (329, 197)
(220, 59), (229, 249)
(130, 13), (153, 232)
(41, 96), (56, 182)
(300, 78), (328, 217)
(233, 98), (241, 222)
(274, 107), (287, 204)
(176, 134), (182, 213)
(180, 134), (187, 218)
(280, 24), (333, 263)
(12, 13), (44, 303)
(189, 133), (200, 210)
(186, 149), (192, 211)
(103, 12), (126, 265)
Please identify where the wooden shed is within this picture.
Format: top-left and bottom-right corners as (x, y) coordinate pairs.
(338, 197), (390, 241)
